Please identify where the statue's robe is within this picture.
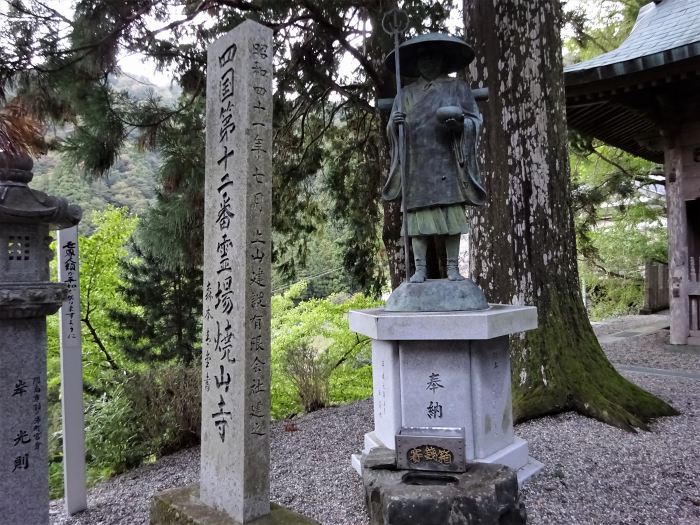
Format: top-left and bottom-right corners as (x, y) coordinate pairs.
(383, 76), (486, 235)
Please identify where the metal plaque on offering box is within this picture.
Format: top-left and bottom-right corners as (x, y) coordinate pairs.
(395, 427), (466, 472)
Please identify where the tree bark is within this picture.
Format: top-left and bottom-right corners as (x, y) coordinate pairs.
(463, 0), (677, 430)
(382, 198), (406, 289)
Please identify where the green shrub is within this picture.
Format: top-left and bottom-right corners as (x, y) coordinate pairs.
(84, 384), (146, 481)
(281, 341), (335, 413)
(48, 285), (378, 495)
(271, 282), (380, 418)
(581, 266), (644, 320)
(122, 365), (201, 456)
(578, 201), (667, 320)
(59, 364), (200, 490)
(48, 403), (65, 499)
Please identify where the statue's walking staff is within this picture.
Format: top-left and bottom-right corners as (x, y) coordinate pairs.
(382, 7), (410, 283)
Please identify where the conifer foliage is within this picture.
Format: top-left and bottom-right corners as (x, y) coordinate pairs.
(0, 0), (455, 290)
(110, 239), (202, 364)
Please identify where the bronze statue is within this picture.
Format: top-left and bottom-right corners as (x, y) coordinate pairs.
(383, 34), (486, 284)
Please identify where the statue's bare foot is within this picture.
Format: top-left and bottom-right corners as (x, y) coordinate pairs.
(447, 267), (465, 281)
(410, 268), (426, 283)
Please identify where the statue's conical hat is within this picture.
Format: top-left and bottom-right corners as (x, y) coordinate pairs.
(384, 33), (475, 78)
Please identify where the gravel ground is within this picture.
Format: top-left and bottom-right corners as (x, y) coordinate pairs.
(592, 311), (700, 371)
(520, 372), (700, 525)
(50, 400), (373, 525)
(50, 314), (700, 525)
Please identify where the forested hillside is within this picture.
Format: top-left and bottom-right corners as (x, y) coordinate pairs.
(32, 142), (159, 229)
(28, 74), (179, 229)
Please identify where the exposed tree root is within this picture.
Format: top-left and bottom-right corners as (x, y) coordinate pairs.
(512, 293), (679, 432)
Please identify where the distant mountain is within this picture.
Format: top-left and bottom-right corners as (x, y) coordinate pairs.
(109, 74), (182, 106)
(31, 141), (160, 233)
(26, 74), (184, 231)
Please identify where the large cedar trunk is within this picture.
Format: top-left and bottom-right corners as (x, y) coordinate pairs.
(462, 0), (677, 430)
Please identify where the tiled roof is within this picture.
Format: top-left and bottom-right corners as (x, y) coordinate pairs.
(565, 0), (700, 79)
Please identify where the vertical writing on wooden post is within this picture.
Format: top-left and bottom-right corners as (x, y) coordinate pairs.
(58, 226), (87, 514)
(201, 20), (273, 523)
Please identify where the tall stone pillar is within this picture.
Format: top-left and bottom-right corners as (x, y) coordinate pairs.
(0, 153), (81, 525)
(150, 19), (317, 525)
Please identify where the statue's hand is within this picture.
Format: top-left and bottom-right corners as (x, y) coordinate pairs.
(436, 106), (464, 133)
(392, 111), (406, 127)
(443, 118), (462, 132)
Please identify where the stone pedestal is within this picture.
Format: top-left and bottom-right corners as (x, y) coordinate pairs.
(151, 485), (319, 525)
(349, 306), (543, 485)
(362, 448), (526, 525)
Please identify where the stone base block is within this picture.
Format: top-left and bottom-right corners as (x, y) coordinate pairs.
(352, 453), (363, 474)
(384, 279), (488, 312)
(478, 437), (528, 470)
(365, 430), (384, 452)
(150, 485), (319, 525)
(353, 435), (542, 485)
(516, 457), (545, 487)
(362, 451), (526, 525)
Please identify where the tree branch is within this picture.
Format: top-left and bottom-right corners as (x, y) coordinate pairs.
(282, 98), (349, 177)
(82, 315), (121, 370)
(299, 0), (381, 88)
(331, 334), (369, 371)
(590, 260), (643, 282)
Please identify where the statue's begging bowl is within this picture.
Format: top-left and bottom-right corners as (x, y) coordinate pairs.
(436, 105), (464, 131)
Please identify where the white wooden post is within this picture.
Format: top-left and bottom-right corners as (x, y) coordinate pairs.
(57, 226), (87, 514)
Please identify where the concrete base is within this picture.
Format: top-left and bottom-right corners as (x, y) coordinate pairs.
(150, 485), (319, 525)
(515, 457), (545, 487)
(479, 437), (528, 470)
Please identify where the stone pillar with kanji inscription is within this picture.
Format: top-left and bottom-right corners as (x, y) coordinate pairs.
(199, 19), (273, 523)
(0, 153), (81, 525)
(149, 18), (317, 525)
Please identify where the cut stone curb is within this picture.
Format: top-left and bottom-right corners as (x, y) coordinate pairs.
(596, 319), (670, 345)
(615, 364), (700, 380)
(150, 485), (320, 525)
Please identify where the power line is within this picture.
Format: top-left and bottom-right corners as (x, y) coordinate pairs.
(272, 266), (345, 294)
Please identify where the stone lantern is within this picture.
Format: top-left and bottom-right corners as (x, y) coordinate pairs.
(0, 152), (81, 525)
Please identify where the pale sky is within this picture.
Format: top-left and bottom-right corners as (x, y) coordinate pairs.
(3, 0), (624, 89)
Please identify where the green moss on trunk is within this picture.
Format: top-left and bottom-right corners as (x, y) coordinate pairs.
(511, 292), (678, 431)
